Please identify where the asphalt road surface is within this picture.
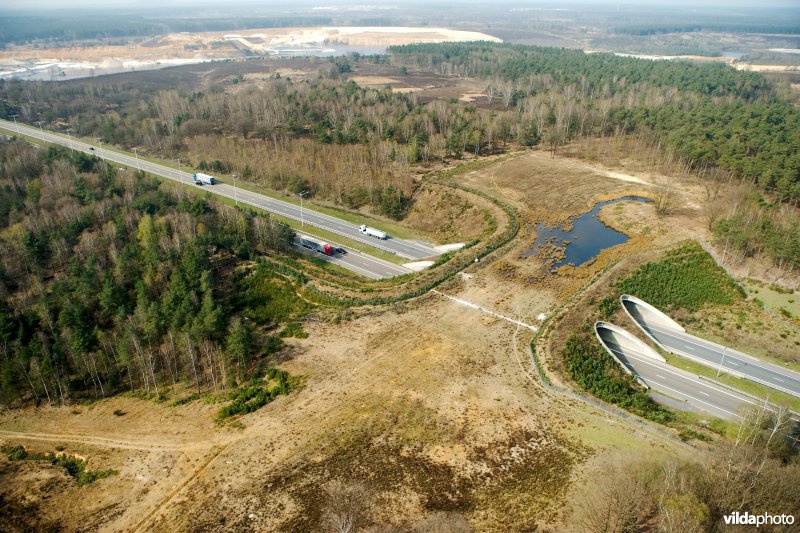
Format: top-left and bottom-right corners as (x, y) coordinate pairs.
(599, 331), (762, 420)
(623, 297), (800, 398)
(1, 119), (439, 260)
(294, 233), (411, 280)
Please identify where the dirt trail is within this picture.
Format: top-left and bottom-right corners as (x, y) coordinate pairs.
(0, 430), (189, 452)
(130, 445), (227, 533)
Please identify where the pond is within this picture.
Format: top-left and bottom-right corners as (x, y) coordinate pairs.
(523, 196), (649, 269)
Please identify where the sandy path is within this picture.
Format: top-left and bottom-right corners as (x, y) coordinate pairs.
(0, 430), (189, 452)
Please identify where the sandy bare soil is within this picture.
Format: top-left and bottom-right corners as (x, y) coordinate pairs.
(0, 26), (500, 81)
(0, 295), (682, 532)
(224, 26), (501, 49)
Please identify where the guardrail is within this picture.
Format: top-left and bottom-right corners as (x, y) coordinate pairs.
(698, 375), (800, 422)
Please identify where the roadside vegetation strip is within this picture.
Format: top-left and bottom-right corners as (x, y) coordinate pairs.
(226, 177), (421, 241)
(564, 328), (674, 424)
(527, 246), (698, 427)
(526, 344), (692, 447)
(697, 375), (800, 421)
(664, 352), (800, 412)
(5, 120), (423, 264)
(285, 161), (521, 306)
(528, 341), (552, 387)
(548, 239), (800, 426)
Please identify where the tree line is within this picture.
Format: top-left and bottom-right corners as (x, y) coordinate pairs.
(388, 43), (799, 202)
(1, 71), (531, 218)
(2, 42), (798, 267)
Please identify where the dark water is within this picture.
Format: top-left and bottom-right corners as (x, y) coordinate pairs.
(524, 196), (649, 269)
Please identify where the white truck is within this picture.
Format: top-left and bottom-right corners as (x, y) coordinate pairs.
(359, 224), (387, 240)
(193, 172), (216, 185)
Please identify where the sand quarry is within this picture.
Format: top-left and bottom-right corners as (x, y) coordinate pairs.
(0, 26), (501, 81)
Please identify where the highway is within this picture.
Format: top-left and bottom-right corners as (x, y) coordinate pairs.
(597, 325), (763, 420)
(294, 232), (411, 280)
(622, 295), (800, 399)
(0, 118), (440, 260)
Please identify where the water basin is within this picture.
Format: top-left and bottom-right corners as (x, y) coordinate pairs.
(524, 196), (649, 269)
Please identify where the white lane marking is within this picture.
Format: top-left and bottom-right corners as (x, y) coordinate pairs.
(620, 350), (756, 406)
(4, 119), (436, 260)
(643, 323), (800, 386)
(644, 379), (740, 418)
(296, 232), (411, 277)
(293, 245), (383, 279)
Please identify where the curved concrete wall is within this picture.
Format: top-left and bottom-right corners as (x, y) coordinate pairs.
(596, 321), (666, 362)
(595, 321), (662, 389)
(594, 322), (634, 378)
(621, 294), (685, 332)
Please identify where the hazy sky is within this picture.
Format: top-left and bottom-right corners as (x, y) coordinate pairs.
(2, 0), (798, 8)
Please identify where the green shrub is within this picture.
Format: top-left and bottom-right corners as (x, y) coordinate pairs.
(236, 264), (311, 325)
(679, 429), (712, 442)
(1, 445), (118, 485)
(597, 295), (620, 319)
(617, 241), (743, 311)
(216, 368), (294, 420)
(563, 333), (673, 424)
(280, 322), (309, 338)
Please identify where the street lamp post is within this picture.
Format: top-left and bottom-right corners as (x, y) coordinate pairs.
(299, 190), (308, 227)
(96, 138), (104, 160)
(133, 147), (141, 171)
(232, 173), (239, 206)
(66, 129), (74, 152)
(10, 114), (20, 137)
(716, 347), (729, 378)
(36, 121), (45, 141)
(177, 158), (183, 186)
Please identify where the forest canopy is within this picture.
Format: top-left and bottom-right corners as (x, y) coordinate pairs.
(0, 140), (303, 406)
(2, 42), (798, 273)
(389, 43), (800, 201)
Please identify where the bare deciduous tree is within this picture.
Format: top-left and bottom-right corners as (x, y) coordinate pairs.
(579, 459), (660, 532)
(323, 480), (373, 533)
(653, 181), (681, 216)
